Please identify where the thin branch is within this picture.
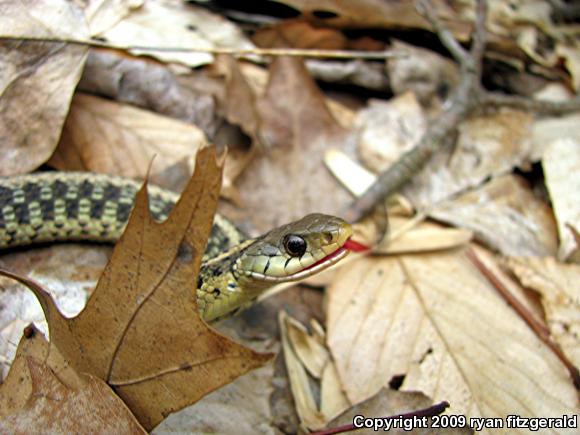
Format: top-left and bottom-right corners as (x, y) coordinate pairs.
(0, 36), (404, 60)
(484, 92), (580, 115)
(466, 248), (580, 390)
(417, 0), (468, 62)
(310, 401), (450, 435)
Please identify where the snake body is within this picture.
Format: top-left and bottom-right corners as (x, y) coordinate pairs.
(0, 173), (352, 321)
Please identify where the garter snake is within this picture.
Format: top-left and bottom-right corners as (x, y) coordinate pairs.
(0, 172), (354, 322)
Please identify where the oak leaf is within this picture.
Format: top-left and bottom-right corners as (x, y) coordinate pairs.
(0, 147), (273, 430)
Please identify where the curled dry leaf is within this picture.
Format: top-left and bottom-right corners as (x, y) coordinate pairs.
(542, 138), (580, 261)
(0, 148), (273, 430)
(326, 249), (578, 428)
(0, 325), (146, 433)
(0, 0), (88, 176)
(48, 93), (208, 191)
(504, 256), (580, 369)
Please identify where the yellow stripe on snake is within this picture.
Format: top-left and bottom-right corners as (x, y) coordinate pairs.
(0, 173), (353, 322)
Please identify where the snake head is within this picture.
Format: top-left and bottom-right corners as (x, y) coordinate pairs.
(236, 213), (353, 282)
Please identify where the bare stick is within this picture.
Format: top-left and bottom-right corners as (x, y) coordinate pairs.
(0, 36), (404, 60)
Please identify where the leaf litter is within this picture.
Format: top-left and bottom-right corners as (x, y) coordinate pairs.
(1, 0), (580, 433)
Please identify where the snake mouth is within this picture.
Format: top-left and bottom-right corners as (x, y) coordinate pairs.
(248, 235), (370, 283)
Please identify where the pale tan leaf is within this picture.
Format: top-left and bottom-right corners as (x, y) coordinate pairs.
(404, 110), (535, 210)
(0, 0), (87, 39)
(326, 250), (578, 431)
(49, 93), (207, 189)
(279, 311), (326, 430)
(376, 218), (473, 254)
(0, 0), (88, 176)
(97, 0), (255, 67)
(286, 315), (329, 379)
(532, 113), (580, 160)
(431, 175), (558, 256)
(324, 148), (375, 197)
(356, 92), (427, 173)
(320, 359), (350, 422)
(542, 138), (580, 261)
(556, 40), (580, 92)
(85, 0), (143, 36)
(504, 256), (580, 369)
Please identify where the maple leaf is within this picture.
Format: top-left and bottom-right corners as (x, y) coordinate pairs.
(0, 147), (273, 430)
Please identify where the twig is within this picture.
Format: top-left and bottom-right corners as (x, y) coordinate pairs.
(310, 401), (450, 435)
(343, 0), (580, 223)
(484, 92), (580, 115)
(466, 248), (580, 390)
(344, 0), (487, 223)
(0, 36), (404, 60)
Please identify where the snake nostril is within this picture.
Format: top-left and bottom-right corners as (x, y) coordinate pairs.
(323, 232), (333, 244)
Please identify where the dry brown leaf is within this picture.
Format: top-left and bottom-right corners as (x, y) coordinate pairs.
(504, 256), (580, 369)
(431, 175), (558, 256)
(234, 56), (353, 233)
(327, 387), (468, 435)
(48, 93), (208, 191)
(1, 148), (272, 430)
(542, 138), (580, 261)
(85, 0), (140, 36)
(0, 0), (88, 176)
(96, 0), (255, 67)
(0, 325), (145, 433)
(253, 19), (347, 50)
(326, 249), (578, 428)
(532, 112), (580, 160)
(285, 315), (329, 379)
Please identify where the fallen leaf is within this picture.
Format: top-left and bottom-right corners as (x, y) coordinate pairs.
(430, 175), (558, 257)
(153, 364), (276, 435)
(356, 93), (428, 173)
(326, 249), (578, 427)
(542, 138), (580, 261)
(0, 0), (88, 176)
(85, 0), (142, 36)
(234, 56), (353, 233)
(404, 110), (535, 210)
(279, 311), (326, 430)
(0, 326), (146, 433)
(78, 48), (219, 138)
(1, 148), (273, 430)
(253, 19), (347, 50)
(326, 387), (468, 435)
(504, 256), (580, 369)
(96, 0), (256, 67)
(48, 93), (208, 191)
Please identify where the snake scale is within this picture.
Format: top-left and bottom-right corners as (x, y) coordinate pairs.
(0, 172), (353, 321)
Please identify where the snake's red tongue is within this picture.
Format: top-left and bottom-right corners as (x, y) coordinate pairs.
(344, 238), (370, 252)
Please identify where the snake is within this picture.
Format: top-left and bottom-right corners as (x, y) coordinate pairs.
(0, 172), (356, 322)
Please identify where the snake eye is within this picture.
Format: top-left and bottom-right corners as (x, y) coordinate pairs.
(283, 234), (307, 257)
